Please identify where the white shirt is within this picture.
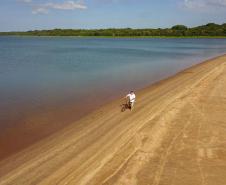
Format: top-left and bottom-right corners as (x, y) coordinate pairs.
(126, 93), (136, 103)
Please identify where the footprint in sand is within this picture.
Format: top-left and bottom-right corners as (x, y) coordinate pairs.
(198, 148), (216, 159)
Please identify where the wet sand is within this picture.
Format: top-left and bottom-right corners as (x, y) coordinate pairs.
(1, 54), (226, 185)
(0, 89), (123, 160)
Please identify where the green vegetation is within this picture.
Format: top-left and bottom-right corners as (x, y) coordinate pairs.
(1, 23), (226, 37)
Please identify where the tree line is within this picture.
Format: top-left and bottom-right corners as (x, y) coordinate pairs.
(1, 23), (226, 37)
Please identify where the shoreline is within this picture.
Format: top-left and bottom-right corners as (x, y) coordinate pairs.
(0, 52), (224, 161)
(0, 53), (225, 162)
(1, 54), (226, 185)
(1, 35), (226, 39)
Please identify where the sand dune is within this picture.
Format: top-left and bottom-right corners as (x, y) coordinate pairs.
(1, 55), (226, 185)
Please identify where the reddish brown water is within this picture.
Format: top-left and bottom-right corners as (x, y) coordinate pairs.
(0, 90), (123, 160)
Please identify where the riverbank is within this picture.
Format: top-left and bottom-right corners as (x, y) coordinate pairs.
(1, 54), (226, 185)
(1, 35), (226, 38)
(1, 22), (226, 38)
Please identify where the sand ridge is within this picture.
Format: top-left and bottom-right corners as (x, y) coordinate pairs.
(0, 55), (226, 185)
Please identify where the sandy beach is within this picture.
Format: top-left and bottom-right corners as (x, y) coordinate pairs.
(0, 54), (226, 185)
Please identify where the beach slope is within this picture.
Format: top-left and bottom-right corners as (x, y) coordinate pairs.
(1, 55), (226, 185)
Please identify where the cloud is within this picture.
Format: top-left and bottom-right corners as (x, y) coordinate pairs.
(20, 0), (87, 14)
(44, 1), (87, 10)
(184, 0), (226, 10)
(32, 7), (48, 15)
(184, 0), (205, 9)
(207, 0), (226, 7)
(18, 0), (32, 3)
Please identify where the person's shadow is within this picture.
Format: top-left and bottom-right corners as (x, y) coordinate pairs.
(121, 103), (129, 112)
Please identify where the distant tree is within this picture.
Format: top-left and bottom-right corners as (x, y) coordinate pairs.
(205, 23), (220, 28)
(222, 23), (226, 28)
(171, 25), (188, 30)
(1, 23), (226, 37)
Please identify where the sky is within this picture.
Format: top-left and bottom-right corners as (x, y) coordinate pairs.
(0, 0), (226, 31)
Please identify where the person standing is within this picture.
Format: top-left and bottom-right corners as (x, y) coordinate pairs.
(126, 91), (136, 111)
